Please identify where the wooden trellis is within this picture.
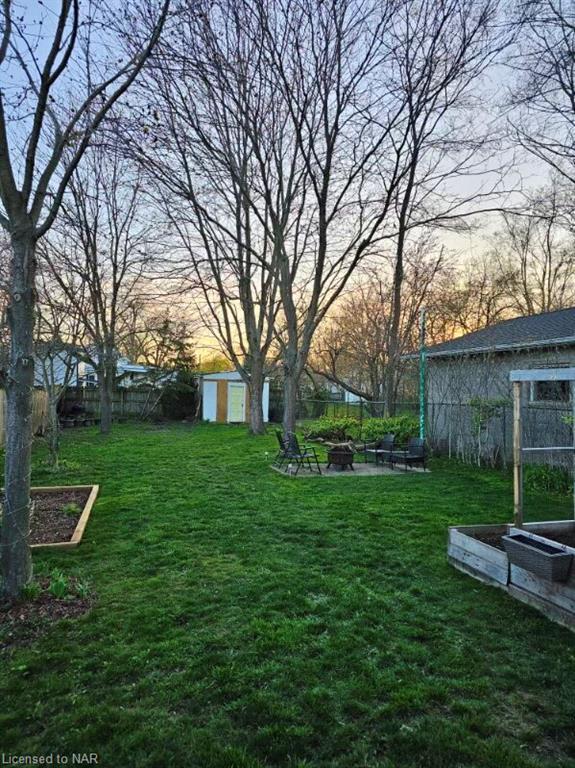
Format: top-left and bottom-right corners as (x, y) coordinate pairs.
(510, 368), (575, 527)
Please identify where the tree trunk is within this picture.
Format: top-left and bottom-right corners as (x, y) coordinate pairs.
(282, 366), (299, 435)
(99, 357), (115, 435)
(46, 397), (61, 469)
(384, 233), (406, 417)
(248, 364), (265, 435)
(1, 233), (36, 598)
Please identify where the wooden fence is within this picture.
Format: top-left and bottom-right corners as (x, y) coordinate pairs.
(63, 386), (163, 418)
(0, 389), (49, 448)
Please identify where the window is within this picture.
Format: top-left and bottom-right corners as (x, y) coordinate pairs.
(531, 380), (571, 403)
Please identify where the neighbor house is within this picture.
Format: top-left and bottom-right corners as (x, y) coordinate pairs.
(82, 356), (175, 389)
(422, 306), (575, 464)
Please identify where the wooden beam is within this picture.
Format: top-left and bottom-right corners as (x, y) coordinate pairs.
(510, 368), (575, 383)
(513, 381), (523, 528)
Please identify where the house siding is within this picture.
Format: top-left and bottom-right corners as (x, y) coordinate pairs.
(426, 345), (575, 466)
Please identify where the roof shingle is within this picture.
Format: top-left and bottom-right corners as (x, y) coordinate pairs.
(425, 306), (575, 358)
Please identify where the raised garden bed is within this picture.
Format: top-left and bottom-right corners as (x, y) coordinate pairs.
(1, 485), (99, 550)
(448, 521), (575, 630)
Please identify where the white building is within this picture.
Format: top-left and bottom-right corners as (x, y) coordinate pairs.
(201, 371), (270, 423)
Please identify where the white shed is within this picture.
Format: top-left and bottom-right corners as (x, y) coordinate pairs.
(201, 371), (270, 424)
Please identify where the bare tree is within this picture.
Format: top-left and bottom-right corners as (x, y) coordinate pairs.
(379, 0), (508, 414)
(512, 0), (575, 184)
(490, 183), (575, 315)
(34, 269), (85, 469)
(0, 234), (9, 378)
(424, 256), (510, 340)
(130, 0), (284, 434)
(0, 0), (169, 597)
(310, 241), (445, 402)
(255, 0), (507, 431)
(254, 0), (405, 434)
(121, 303), (198, 371)
(43, 146), (160, 434)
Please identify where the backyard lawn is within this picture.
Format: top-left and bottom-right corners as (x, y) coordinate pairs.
(1, 423), (575, 768)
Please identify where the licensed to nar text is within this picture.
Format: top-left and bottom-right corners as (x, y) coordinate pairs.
(1, 756), (98, 766)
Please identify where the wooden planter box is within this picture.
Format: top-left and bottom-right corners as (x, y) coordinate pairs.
(503, 533), (573, 582)
(448, 521), (575, 631)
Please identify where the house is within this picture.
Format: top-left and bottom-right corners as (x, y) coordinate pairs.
(33, 344), (87, 388)
(324, 382), (362, 403)
(26, 345), (173, 390)
(422, 306), (575, 463)
(82, 357), (175, 389)
(201, 371), (270, 424)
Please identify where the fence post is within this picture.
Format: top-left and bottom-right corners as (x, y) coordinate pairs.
(513, 381), (523, 528)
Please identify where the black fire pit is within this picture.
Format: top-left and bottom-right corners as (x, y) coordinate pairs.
(326, 446), (355, 471)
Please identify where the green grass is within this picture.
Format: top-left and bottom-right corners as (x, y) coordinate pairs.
(1, 423), (575, 768)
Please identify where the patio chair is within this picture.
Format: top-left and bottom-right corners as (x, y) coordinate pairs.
(273, 429), (288, 468)
(359, 433), (395, 465)
(389, 437), (426, 471)
(283, 432), (322, 475)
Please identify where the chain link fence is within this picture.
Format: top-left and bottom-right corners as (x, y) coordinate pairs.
(290, 396), (573, 470)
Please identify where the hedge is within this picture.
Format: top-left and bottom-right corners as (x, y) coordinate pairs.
(303, 414), (419, 444)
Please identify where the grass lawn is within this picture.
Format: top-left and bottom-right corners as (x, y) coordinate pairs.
(1, 423), (575, 768)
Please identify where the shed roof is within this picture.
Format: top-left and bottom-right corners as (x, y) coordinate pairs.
(424, 306), (575, 359)
(201, 371), (270, 381)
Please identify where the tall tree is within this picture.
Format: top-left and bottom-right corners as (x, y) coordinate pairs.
(44, 146), (159, 434)
(0, 0), (169, 597)
(257, 0), (506, 429)
(131, 0), (284, 434)
(379, 0), (508, 414)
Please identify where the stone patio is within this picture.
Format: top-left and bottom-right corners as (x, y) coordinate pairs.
(271, 462), (430, 478)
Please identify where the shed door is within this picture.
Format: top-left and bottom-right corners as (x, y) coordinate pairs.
(203, 381), (217, 422)
(227, 382), (246, 422)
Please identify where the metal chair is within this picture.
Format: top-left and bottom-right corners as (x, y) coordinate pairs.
(361, 433), (395, 465)
(390, 437), (426, 471)
(273, 429), (288, 468)
(283, 432), (322, 475)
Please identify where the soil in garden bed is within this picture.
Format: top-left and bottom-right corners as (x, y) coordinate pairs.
(0, 577), (93, 651)
(28, 488), (91, 545)
(474, 528), (575, 551)
(472, 532), (506, 551)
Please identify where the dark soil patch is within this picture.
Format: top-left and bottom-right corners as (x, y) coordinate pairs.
(529, 529), (575, 549)
(28, 488), (91, 545)
(0, 578), (93, 651)
(473, 532), (506, 550)
(474, 528), (575, 551)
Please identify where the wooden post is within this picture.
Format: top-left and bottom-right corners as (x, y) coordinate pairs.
(513, 381), (523, 528)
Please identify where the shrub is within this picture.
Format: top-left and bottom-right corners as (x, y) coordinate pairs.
(303, 416), (361, 441)
(160, 371), (199, 420)
(302, 414), (420, 444)
(360, 415), (419, 444)
(524, 465), (572, 496)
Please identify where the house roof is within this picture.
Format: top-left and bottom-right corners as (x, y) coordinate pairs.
(424, 306), (575, 359)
